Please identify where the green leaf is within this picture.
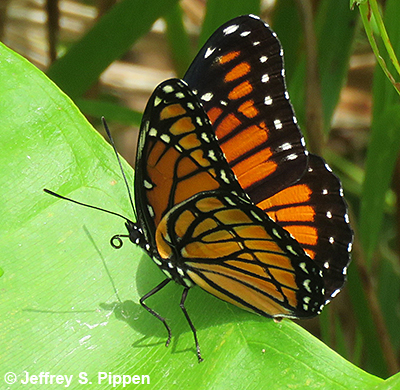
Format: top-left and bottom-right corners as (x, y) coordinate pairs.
(347, 262), (390, 377)
(272, 0), (302, 85)
(165, 4), (193, 78)
(198, 0), (260, 48)
(371, 371), (400, 390)
(76, 98), (142, 127)
(47, 0), (180, 99)
(314, 0), (357, 129)
(0, 43), (383, 389)
(360, 105), (400, 262)
(280, 0), (356, 136)
(359, 0), (400, 263)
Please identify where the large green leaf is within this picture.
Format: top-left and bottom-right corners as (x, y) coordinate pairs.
(372, 371), (400, 390)
(0, 43), (383, 389)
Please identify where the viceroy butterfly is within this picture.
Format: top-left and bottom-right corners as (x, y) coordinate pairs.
(45, 14), (352, 362)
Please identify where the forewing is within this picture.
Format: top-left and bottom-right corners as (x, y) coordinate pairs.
(184, 14), (308, 204)
(134, 78), (245, 248)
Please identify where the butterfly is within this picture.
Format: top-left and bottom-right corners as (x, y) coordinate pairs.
(45, 14), (352, 362)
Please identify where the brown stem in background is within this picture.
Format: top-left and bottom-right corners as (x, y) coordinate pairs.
(46, 0), (59, 64)
(350, 208), (399, 374)
(97, 0), (117, 20)
(295, 0), (325, 156)
(0, 0), (10, 40)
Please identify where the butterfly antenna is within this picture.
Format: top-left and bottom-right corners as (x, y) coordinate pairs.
(101, 117), (137, 220)
(43, 188), (133, 224)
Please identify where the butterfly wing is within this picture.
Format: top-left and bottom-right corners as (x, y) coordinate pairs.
(184, 15), (352, 301)
(155, 191), (325, 318)
(134, 78), (246, 250)
(184, 14), (308, 204)
(134, 78), (326, 318)
(257, 154), (353, 301)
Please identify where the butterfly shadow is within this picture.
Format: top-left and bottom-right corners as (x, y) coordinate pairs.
(69, 225), (273, 358)
(100, 251), (271, 358)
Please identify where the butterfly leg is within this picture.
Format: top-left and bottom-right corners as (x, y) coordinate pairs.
(180, 287), (203, 362)
(140, 278), (172, 347)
